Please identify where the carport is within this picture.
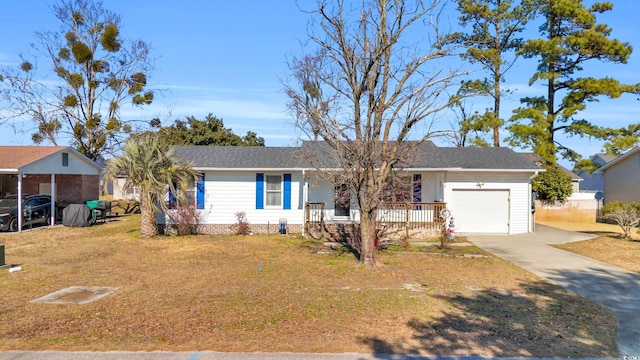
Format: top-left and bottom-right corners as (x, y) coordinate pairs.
(0, 146), (101, 232)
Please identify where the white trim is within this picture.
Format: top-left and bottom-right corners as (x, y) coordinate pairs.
(264, 174), (283, 208)
(595, 147), (640, 173)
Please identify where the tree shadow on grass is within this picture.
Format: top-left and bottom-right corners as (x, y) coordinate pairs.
(360, 279), (618, 358)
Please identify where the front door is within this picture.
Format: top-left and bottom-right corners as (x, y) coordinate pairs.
(334, 183), (350, 217)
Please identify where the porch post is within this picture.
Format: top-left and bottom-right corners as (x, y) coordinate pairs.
(17, 174), (23, 233)
(302, 170), (307, 237)
(50, 174), (56, 227)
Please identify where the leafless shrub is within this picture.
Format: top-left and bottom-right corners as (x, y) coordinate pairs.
(231, 211), (251, 235)
(167, 203), (201, 236)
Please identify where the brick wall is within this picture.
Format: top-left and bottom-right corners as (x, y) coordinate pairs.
(0, 174), (99, 205)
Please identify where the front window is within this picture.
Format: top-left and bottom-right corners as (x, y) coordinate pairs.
(167, 178), (196, 209)
(266, 175), (282, 207)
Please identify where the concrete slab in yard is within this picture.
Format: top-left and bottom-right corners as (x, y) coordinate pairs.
(31, 286), (119, 304)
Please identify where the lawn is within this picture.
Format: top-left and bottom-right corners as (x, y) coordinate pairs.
(0, 215), (618, 357)
(539, 220), (640, 273)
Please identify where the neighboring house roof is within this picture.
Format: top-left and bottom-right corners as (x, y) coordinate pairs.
(0, 146), (102, 174)
(592, 153), (616, 166)
(597, 147), (640, 173)
(519, 153), (582, 181)
(0, 146), (69, 171)
(174, 143), (543, 172)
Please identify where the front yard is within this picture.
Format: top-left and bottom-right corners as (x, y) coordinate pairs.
(0, 215), (618, 357)
(540, 220), (640, 273)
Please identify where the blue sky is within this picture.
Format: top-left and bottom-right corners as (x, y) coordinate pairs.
(1, 0), (640, 169)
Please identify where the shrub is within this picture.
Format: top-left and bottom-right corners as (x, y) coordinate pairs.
(168, 203), (201, 236)
(601, 201), (640, 239)
(531, 164), (573, 203)
(231, 211), (251, 235)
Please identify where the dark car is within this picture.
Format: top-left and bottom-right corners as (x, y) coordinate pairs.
(0, 195), (53, 232)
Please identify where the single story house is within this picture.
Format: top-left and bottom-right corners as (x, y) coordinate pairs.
(0, 146), (102, 230)
(597, 147), (640, 204)
(168, 141), (542, 237)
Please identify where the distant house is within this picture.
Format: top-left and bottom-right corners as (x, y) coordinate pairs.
(597, 147), (640, 204)
(166, 142), (543, 237)
(575, 153), (616, 192)
(519, 153), (583, 194)
(0, 146), (102, 230)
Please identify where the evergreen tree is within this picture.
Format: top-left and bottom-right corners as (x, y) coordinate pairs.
(508, 0), (638, 163)
(455, 0), (536, 147)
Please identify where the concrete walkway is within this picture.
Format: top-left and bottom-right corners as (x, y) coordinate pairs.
(467, 224), (640, 356)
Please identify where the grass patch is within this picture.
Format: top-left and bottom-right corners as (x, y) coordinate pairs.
(0, 216), (618, 357)
(540, 221), (640, 273)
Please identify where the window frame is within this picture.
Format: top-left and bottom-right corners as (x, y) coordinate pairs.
(264, 174), (283, 208)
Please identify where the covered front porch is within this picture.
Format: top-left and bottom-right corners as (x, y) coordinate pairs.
(304, 201), (448, 243)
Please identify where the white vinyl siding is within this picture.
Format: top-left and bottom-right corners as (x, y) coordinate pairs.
(196, 171), (304, 225)
(444, 172), (532, 234)
(603, 152), (640, 203)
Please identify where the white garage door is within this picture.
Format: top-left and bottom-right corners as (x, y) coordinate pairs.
(449, 189), (509, 233)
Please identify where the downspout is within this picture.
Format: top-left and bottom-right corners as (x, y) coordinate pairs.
(529, 171), (539, 233)
(17, 173), (23, 233)
(302, 170), (307, 237)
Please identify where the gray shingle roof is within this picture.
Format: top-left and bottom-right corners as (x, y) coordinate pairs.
(519, 153), (581, 180)
(172, 143), (542, 171)
(172, 146), (308, 169)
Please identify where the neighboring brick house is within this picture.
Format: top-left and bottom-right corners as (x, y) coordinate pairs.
(0, 145), (101, 208)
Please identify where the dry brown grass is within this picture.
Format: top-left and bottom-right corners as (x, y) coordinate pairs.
(0, 216), (618, 357)
(539, 220), (640, 273)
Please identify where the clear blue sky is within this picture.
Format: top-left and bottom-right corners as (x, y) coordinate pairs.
(1, 0), (640, 169)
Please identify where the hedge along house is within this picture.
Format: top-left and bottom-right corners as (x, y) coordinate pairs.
(0, 146), (102, 231)
(170, 142), (543, 238)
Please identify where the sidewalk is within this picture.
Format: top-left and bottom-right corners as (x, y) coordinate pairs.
(467, 224), (640, 356)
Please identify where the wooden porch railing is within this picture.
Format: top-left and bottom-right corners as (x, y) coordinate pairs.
(376, 202), (447, 230)
(304, 201), (446, 236)
(305, 201), (326, 236)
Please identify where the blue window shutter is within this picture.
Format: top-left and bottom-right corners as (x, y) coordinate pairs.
(256, 173), (264, 209)
(283, 174), (292, 210)
(196, 173), (205, 209)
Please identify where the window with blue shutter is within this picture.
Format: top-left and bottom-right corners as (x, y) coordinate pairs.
(196, 173), (205, 209)
(256, 173), (264, 209)
(283, 174), (291, 210)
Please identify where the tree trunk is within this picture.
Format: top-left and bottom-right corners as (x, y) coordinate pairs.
(140, 201), (159, 238)
(359, 209), (377, 266)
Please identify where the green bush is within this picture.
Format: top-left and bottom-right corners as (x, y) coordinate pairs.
(531, 164), (573, 203)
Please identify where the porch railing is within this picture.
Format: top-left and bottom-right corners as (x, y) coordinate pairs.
(304, 201), (446, 231)
(376, 202), (447, 230)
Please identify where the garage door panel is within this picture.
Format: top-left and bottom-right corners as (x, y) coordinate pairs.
(449, 189), (509, 233)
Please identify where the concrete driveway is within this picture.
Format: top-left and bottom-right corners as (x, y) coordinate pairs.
(467, 224), (640, 356)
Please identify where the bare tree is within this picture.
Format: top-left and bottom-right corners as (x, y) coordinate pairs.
(285, 0), (464, 266)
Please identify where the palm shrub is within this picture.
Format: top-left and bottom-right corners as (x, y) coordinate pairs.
(103, 133), (199, 237)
